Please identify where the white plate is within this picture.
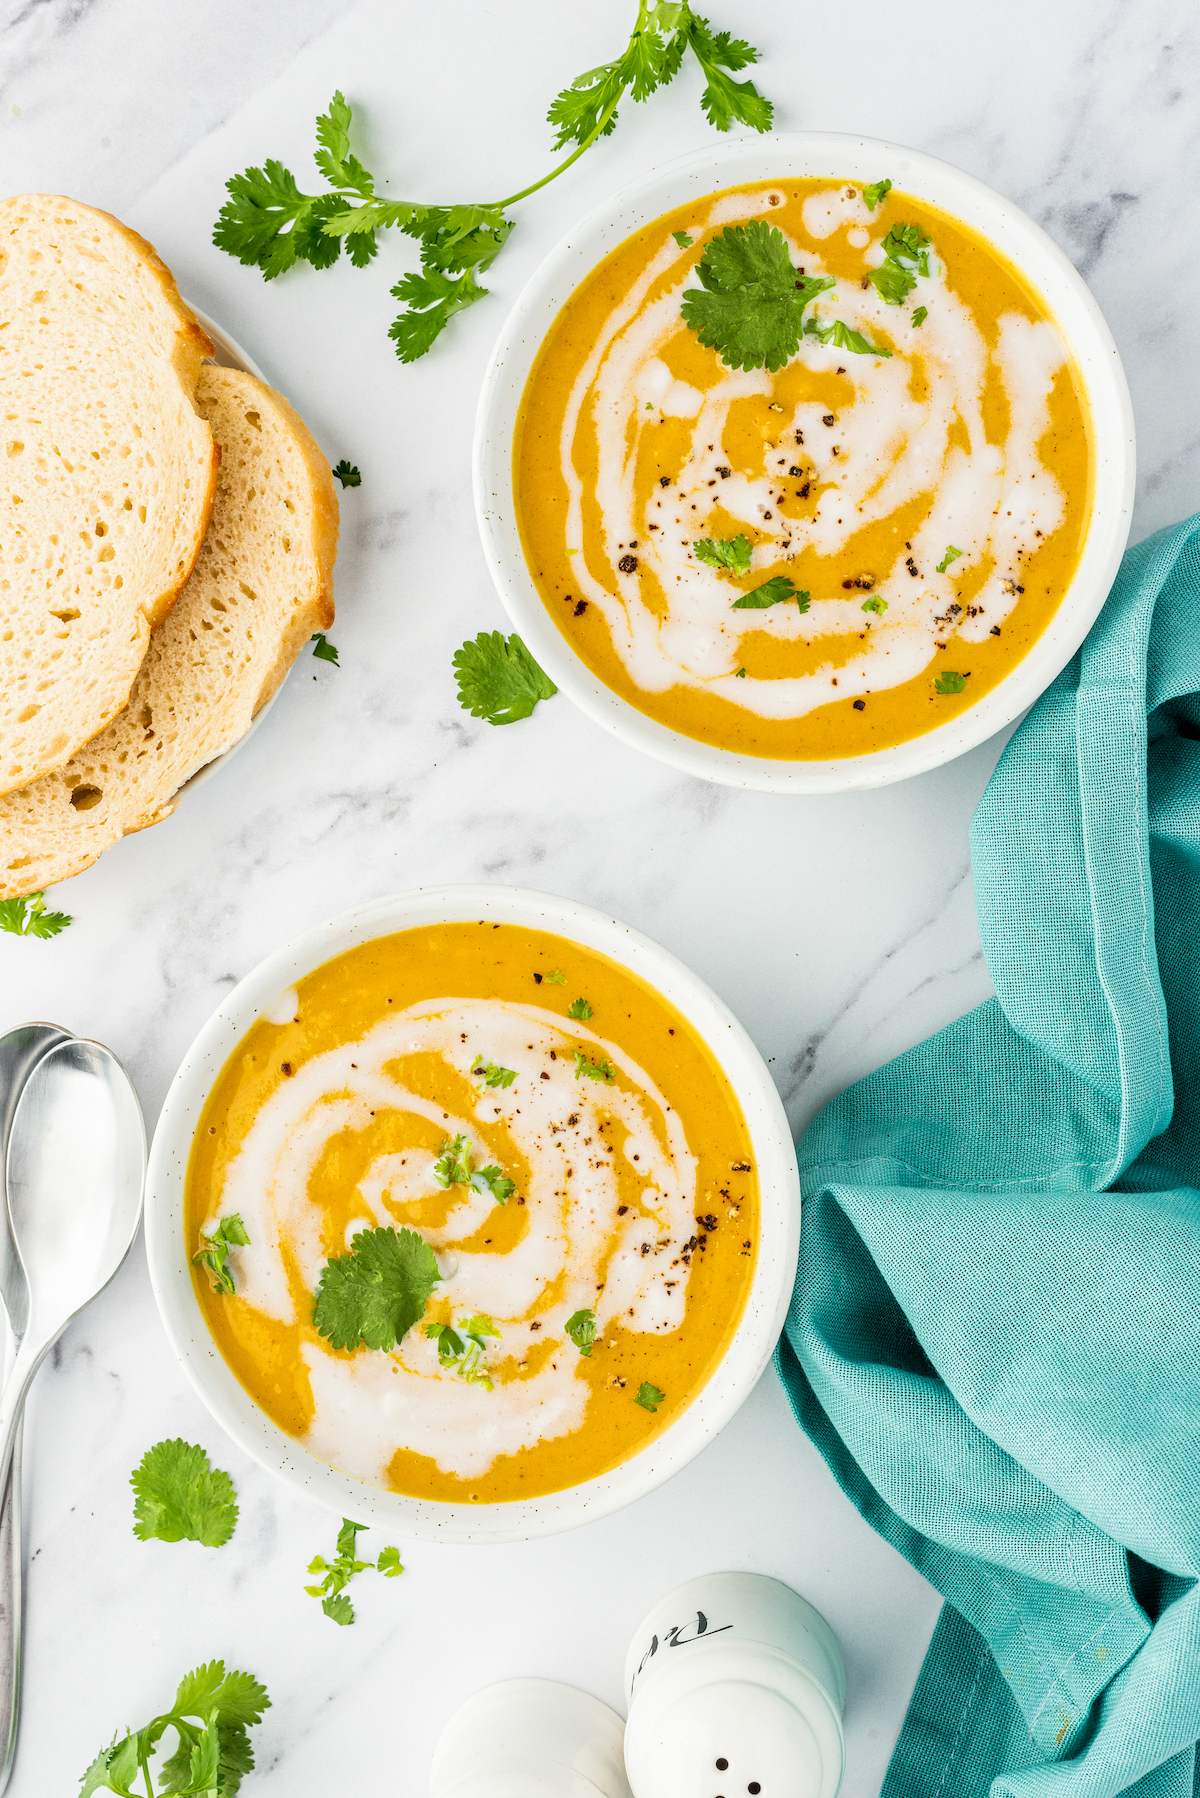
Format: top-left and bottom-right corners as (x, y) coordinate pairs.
(474, 132), (1136, 793)
(144, 884), (802, 1544)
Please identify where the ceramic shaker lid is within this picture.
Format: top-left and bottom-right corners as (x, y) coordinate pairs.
(622, 1573), (846, 1798)
(431, 1677), (633, 1798)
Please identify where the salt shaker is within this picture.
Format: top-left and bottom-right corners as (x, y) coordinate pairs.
(622, 1573), (846, 1798)
(430, 1676), (633, 1798)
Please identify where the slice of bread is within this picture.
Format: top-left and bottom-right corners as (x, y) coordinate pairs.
(0, 193), (219, 796)
(0, 364), (339, 897)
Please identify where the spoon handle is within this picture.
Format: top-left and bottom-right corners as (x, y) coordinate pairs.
(0, 1419), (21, 1796)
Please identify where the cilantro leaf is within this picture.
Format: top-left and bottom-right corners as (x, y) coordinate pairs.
(426, 1322), (466, 1360)
(472, 1165), (515, 1205)
(912, 305), (928, 328)
(635, 1381), (666, 1412)
(473, 1061), (517, 1088)
(131, 1440), (238, 1548)
(192, 1214), (250, 1296)
(433, 1134), (472, 1186)
(574, 1050), (615, 1083)
(567, 997), (593, 1020)
(868, 221), (933, 305)
(862, 596), (888, 615)
(681, 220), (835, 371)
(545, 969), (567, 985)
(565, 1308), (598, 1356)
(732, 576), (810, 610)
(804, 316), (892, 358)
(863, 178), (892, 211)
(332, 459), (361, 487)
(323, 1592), (355, 1626)
(685, 13), (774, 132)
(313, 1225), (441, 1352)
(693, 533), (752, 575)
(934, 670), (969, 694)
(426, 1316), (498, 1389)
(0, 891), (72, 939)
(377, 1544), (404, 1576)
(310, 632), (340, 665)
(673, 229), (694, 247)
(337, 1518), (367, 1558)
(454, 631), (557, 726)
(936, 545), (963, 573)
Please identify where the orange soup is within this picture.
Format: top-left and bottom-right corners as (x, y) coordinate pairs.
(514, 177), (1093, 758)
(185, 923), (759, 1503)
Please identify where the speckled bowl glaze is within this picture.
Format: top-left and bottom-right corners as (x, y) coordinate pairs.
(473, 131), (1135, 793)
(144, 885), (801, 1544)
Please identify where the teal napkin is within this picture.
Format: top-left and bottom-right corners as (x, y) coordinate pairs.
(777, 514), (1200, 1798)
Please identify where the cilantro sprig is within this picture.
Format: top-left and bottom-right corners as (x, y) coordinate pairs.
(804, 316), (891, 358)
(936, 545), (963, 574)
(434, 1134), (515, 1205)
(863, 177), (892, 211)
(473, 1060), (517, 1089)
(868, 222), (933, 307)
(305, 1517), (403, 1626)
(313, 1225), (441, 1352)
(131, 1441), (238, 1549)
(567, 998), (593, 1021)
(934, 670), (969, 694)
(635, 1381), (666, 1412)
(0, 890), (72, 939)
(79, 1662), (270, 1798)
(693, 533), (752, 575)
(681, 220), (835, 372)
(565, 1308), (598, 1357)
(424, 1314), (500, 1390)
(192, 1215), (250, 1296)
(310, 632), (339, 665)
(215, 6), (773, 361)
(332, 459), (361, 487)
(454, 631), (557, 726)
(574, 1050), (615, 1083)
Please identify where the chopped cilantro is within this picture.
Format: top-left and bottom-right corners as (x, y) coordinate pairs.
(425, 1313), (500, 1388)
(312, 1224), (441, 1352)
(735, 666), (747, 676)
(804, 316), (892, 357)
(635, 1381), (666, 1412)
(693, 532), (753, 575)
(673, 230), (695, 248)
(305, 1517), (402, 1626)
(912, 305), (928, 327)
(934, 670), (969, 694)
(435, 1135), (514, 1204)
(545, 969), (567, 985)
(863, 178), (892, 211)
(936, 545), (963, 573)
(574, 1050), (615, 1083)
(681, 219), (835, 371)
(192, 1214), (250, 1296)
(867, 221), (932, 306)
(453, 630), (557, 726)
(473, 1061), (517, 1089)
(310, 631), (340, 664)
(79, 1661), (270, 1798)
(130, 1440), (238, 1548)
(861, 596), (888, 616)
(732, 576), (810, 611)
(0, 891), (72, 939)
(473, 1164), (516, 1205)
(565, 1308), (598, 1357)
(332, 459), (361, 487)
(567, 997), (593, 1020)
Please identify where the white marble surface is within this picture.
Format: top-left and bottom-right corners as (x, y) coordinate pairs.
(1, 0), (1196, 1791)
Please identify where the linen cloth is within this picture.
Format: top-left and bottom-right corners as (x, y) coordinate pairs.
(777, 514), (1200, 1798)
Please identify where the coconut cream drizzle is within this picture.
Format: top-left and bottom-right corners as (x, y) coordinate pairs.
(559, 186), (1070, 716)
(207, 997), (698, 1485)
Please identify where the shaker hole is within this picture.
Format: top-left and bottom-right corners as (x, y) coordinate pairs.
(749, 1787), (761, 1795)
(716, 1762), (728, 1773)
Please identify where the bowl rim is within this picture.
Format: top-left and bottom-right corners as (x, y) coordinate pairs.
(144, 884), (801, 1544)
(473, 129), (1136, 793)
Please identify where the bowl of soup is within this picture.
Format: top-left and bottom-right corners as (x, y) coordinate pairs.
(145, 886), (800, 1542)
(474, 133), (1134, 791)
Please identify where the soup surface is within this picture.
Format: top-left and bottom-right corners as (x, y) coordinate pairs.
(514, 177), (1093, 758)
(186, 923), (759, 1502)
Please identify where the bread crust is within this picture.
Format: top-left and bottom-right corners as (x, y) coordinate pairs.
(0, 364), (340, 895)
(0, 194), (218, 794)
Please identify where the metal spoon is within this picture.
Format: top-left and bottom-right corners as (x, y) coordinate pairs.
(0, 1037), (144, 1790)
(0, 1024), (70, 1793)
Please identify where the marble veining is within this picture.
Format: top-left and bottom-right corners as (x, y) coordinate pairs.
(0, 0), (1196, 1791)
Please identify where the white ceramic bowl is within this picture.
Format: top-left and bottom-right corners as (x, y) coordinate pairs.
(474, 132), (1135, 793)
(145, 884), (801, 1543)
